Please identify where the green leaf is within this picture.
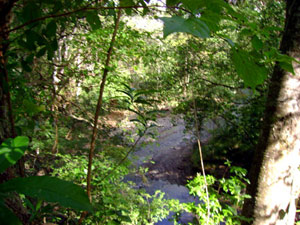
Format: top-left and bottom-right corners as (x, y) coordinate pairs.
(121, 82), (134, 92)
(0, 176), (93, 212)
(119, 215), (132, 222)
(279, 62), (295, 74)
(128, 108), (144, 118)
(0, 201), (22, 225)
(120, 0), (134, 15)
(276, 53), (296, 75)
(107, 220), (121, 225)
(0, 136), (29, 174)
(160, 16), (210, 38)
(134, 89), (157, 97)
(21, 60), (32, 72)
(51, 0), (63, 14)
(134, 98), (151, 105)
(120, 0), (135, 7)
(23, 99), (45, 115)
(86, 11), (101, 30)
(29, 30), (46, 46)
(118, 90), (134, 101)
(50, 38), (58, 51)
(199, 10), (221, 32)
(36, 46), (47, 57)
(25, 32), (37, 51)
(140, 0), (150, 15)
(251, 35), (263, 51)
(25, 54), (34, 63)
(225, 38), (235, 47)
(21, 2), (42, 22)
(180, 0), (204, 13)
(166, 0), (180, 6)
(218, 34), (235, 47)
(47, 45), (55, 60)
(231, 48), (268, 88)
(45, 20), (57, 39)
(130, 118), (146, 127)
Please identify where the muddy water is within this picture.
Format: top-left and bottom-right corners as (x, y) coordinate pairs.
(123, 115), (216, 224)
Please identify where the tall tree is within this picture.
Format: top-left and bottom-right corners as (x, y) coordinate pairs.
(0, 0), (17, 143)
(242, 0), (300, 224)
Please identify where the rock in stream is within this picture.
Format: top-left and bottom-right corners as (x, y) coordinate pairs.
(122, 114), (215, 224)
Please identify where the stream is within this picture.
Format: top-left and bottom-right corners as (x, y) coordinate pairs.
(122, 114), (217, 224)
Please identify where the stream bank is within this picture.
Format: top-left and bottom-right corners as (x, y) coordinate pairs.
(119, 113), (216, 224)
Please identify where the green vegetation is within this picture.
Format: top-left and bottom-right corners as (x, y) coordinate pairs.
(1, 0), (299, 224)
(183, 162), (251, 225)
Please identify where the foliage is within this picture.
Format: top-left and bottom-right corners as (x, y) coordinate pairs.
(0, 136), (29, 174)
(0, 0), (294, 224)
(160, 16), (210, 38)
(118, 83), (160, 133)
(182, 162), (251, 224)
(160, 0), (290, 89)
(197, 91), (266, 169)
(51, 153), (175, 224)
(0, 136), (92, 225)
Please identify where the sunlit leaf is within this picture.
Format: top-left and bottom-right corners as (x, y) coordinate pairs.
(0, 136), (29, 174)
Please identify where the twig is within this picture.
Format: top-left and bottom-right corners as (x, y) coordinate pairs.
(190, 76), (240, 90)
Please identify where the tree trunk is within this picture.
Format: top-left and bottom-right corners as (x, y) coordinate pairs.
(0, 1), (30, 223)
(0, 0), (17, 143)
(242, 0), (300, 224)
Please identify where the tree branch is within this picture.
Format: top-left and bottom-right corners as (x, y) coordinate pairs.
(191, 76), (241, 90)
(5, 4), (189, 35)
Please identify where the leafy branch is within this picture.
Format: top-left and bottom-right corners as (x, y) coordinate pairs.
(5, 4), (189, 35)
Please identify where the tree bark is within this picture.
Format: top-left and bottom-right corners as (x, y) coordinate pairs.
(0, 1), (29, 223)
(0, 0), (18, 143)
(242, 0), (300, 224)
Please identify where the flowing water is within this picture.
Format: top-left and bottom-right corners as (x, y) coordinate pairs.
(122, 114), (217, 224)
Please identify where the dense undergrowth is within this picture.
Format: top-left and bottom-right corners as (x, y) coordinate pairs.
(0, 0), (289, 224)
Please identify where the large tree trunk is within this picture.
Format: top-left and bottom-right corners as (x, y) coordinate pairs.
(242, 0), (300, 224)
(0, 0), (17, 143)
(0, 1), (30, 223)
